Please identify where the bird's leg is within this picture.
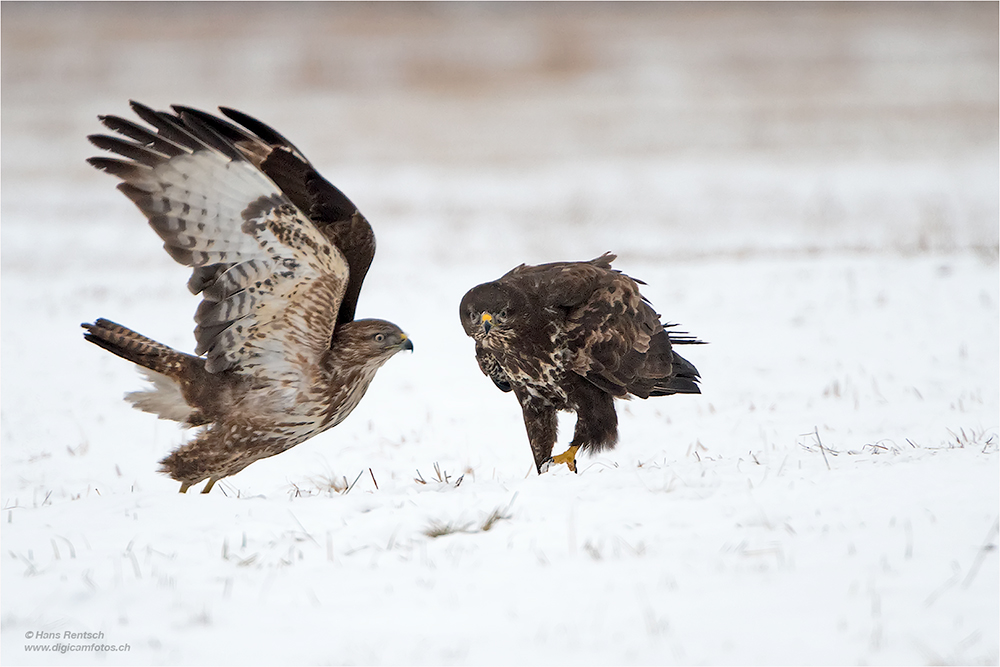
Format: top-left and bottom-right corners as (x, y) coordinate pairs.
(179, 482), (191, 494)
(554, 391), (619, 473)
(549, 445), (580, 472)
(201, 478), (218, 494)
(518, 397), (558, 474)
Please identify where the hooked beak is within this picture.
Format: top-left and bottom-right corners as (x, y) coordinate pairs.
(400, 333), (414, 352)
(481, 312), (493, 334)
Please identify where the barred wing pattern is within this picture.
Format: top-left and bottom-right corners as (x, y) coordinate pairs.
(88, 102), (350, 384)
(168, 105), (376, 328)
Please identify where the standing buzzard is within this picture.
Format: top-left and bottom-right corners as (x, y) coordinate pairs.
(460, 253), (701, 473)
(82, 101), (412, 493)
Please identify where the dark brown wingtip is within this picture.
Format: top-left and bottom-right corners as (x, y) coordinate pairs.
(86, 156), (139, 178)
(128, 99), (157, 120)
(128, 99), (151, 112)
(218, 106), (298, 150)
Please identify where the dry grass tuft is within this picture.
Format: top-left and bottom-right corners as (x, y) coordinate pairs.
(424, 495), (516, 538)
(946, 427), (998, 452)
(423, 520), (473, 538)
(414, 462), (464, 487)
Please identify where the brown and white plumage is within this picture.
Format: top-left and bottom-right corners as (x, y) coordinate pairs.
(83, 102), (411, 493)
(460, 253), (702, 473)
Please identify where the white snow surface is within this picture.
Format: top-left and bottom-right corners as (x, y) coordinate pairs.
(2, 4), (998, 665)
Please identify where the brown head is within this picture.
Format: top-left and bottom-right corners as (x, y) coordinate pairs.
(331, 319), (413, 367)
(459, 281), (538, 345)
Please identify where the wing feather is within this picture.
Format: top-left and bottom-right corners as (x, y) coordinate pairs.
(90, 103), (351, 380)
(126, 101), (207, 153)
(552, 259), (701, 398)
(87, 134), (171, 166)
(507, 253), (619, 310)
(474, 342), (513, 392)
(96, 114), (189, 157)
(204, 107), (376, 326)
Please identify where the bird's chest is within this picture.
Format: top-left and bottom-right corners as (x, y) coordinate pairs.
(488, 326), (572, 405)
(319, 365), (379, 429)
(239, 359), (366, 434)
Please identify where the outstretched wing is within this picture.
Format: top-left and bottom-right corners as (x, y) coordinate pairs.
(166, 105), (376, 327)
(88, 101), (349, 381)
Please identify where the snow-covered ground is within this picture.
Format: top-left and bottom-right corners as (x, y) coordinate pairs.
(2, 4), (997, 665)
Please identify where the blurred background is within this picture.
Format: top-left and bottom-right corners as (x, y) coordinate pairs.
(1, 2), (997, 485)
(3, 1), (997, 269)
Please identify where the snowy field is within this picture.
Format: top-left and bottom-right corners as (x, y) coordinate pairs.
(2, 3), (998, 665)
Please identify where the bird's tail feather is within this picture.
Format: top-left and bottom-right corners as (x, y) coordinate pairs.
(649, 351), (701, 396)
(82, 318), (193, 376)
(82, 318), (204, 423)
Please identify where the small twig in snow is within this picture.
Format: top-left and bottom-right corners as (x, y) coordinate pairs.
(962, 517), (999, 589)
(814, 426), (830, 470)
(343, 470), (365, 495)
(287, 511), (319, 545)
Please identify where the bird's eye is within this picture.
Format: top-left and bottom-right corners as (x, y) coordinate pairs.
(499, 309), (508, 319)
(373, 333), (385, 342)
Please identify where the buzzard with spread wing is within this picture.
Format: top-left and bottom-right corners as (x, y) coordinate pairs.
(82, 102), (412, 493)
(460, 253), (701, 473)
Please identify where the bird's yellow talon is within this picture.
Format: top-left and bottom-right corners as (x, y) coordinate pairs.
(551, 445), (579, 472)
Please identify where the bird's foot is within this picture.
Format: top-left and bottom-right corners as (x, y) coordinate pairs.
(541, 445), (579, 473)
(179, 479), (217, 494)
